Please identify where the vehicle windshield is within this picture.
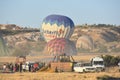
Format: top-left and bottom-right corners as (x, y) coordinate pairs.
(74, 63), (92, 67)
(94, 61), (103, 65)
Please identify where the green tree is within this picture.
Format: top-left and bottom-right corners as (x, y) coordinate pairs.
(101, 55), (120, 67)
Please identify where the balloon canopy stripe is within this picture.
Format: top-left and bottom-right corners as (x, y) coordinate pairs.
(42, 15), (74, 28)
(42, 14), (75, 42)
(44, 38), (77, 56)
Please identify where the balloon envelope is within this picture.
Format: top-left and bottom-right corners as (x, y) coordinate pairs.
(41, 14), (74, 42)
(44, 38), (77, 56)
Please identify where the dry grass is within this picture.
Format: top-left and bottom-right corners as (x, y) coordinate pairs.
(0, 53), (119, 63)
(0, 72), (120, 80)
(0, 54), (120, 80)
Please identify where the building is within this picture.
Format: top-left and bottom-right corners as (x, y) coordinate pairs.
(0, 24), (21, 30)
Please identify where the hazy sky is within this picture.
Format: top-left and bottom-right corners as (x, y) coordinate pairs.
(0, 0), (120, 28)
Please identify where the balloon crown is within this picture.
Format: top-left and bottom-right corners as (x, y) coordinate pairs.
(42, 14), (74, 28)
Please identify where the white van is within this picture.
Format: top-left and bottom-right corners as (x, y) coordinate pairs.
(91, 57), (105, 71)
(73, 62), (96, 73)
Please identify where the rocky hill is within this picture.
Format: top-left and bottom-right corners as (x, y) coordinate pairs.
(71, 25), (120, 53)
(1, 31), (46, 56)
(0, 24), (120, 56)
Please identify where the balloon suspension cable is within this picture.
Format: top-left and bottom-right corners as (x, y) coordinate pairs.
(53, 56), (56, 62)
(70, 56), (75, 62)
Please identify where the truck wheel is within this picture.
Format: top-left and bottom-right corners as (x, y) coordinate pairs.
(83, 69), (86, 73)
(102, 69), (105, 72)
(96, 69), (100, 73)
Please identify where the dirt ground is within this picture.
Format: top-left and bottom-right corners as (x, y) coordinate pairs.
(0, 71), (120, 80)
(0, 53), (120, 80)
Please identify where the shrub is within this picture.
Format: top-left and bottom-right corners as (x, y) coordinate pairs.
(98, 45), (108, 53)
(97, 75), (120, 80)
(101, 55), (120, 67)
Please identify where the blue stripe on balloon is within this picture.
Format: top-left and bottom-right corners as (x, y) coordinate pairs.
(42, 15), (74, 28)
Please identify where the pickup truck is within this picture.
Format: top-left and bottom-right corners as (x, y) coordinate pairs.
(73, 62), (96, 73)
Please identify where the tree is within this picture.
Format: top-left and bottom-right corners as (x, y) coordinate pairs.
(101, 55), (120, 67)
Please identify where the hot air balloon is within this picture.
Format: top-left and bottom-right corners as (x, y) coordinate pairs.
(41, 14), (74, 42)
(44, 38), (77, 62)
(76, 35), (94, 50)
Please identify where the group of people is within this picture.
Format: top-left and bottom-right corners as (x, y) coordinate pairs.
(2, 63), (14, 73)
(2, 62), (41, 73)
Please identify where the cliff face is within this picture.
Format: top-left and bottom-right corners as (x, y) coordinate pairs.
(1, 26), (120, 56)
(71, 27), (120, 43)
(2, 32), (46, 56)
(3, 32), (40, 47)
(71, 27), (120, 53)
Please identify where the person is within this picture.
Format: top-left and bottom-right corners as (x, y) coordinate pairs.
(3, 64), (6, 72)
(22, 63), (26, 72)
(15, 63), (17, 72)
(28, 64), (31, 72)
(15, 63), (19, 72)
(9, 63), (14, 72)
(13, 64), (16, 72)
(33, 63), (39, 72)
(19, 62), (22, 73)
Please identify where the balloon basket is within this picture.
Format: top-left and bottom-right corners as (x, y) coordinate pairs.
(50, 62), (73, 72)
(50, 56), (75, 72)
(52, 56), (75, 62)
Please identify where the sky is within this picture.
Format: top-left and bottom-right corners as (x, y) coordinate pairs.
(0, 0), (120, 28)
